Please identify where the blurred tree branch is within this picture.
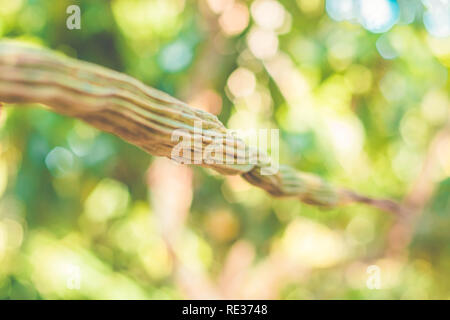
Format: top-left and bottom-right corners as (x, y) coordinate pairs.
(386, 126), (450, 258)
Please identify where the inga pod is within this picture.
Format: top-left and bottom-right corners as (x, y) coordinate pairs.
(0, 41), (407, 215)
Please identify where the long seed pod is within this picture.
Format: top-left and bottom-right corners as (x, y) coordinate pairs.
(0, 41), (406, 215)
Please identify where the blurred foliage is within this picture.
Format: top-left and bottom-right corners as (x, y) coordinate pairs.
(0, 0), (449, 299)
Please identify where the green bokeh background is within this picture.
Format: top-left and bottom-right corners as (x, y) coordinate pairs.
(0, 0), (449, 299)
